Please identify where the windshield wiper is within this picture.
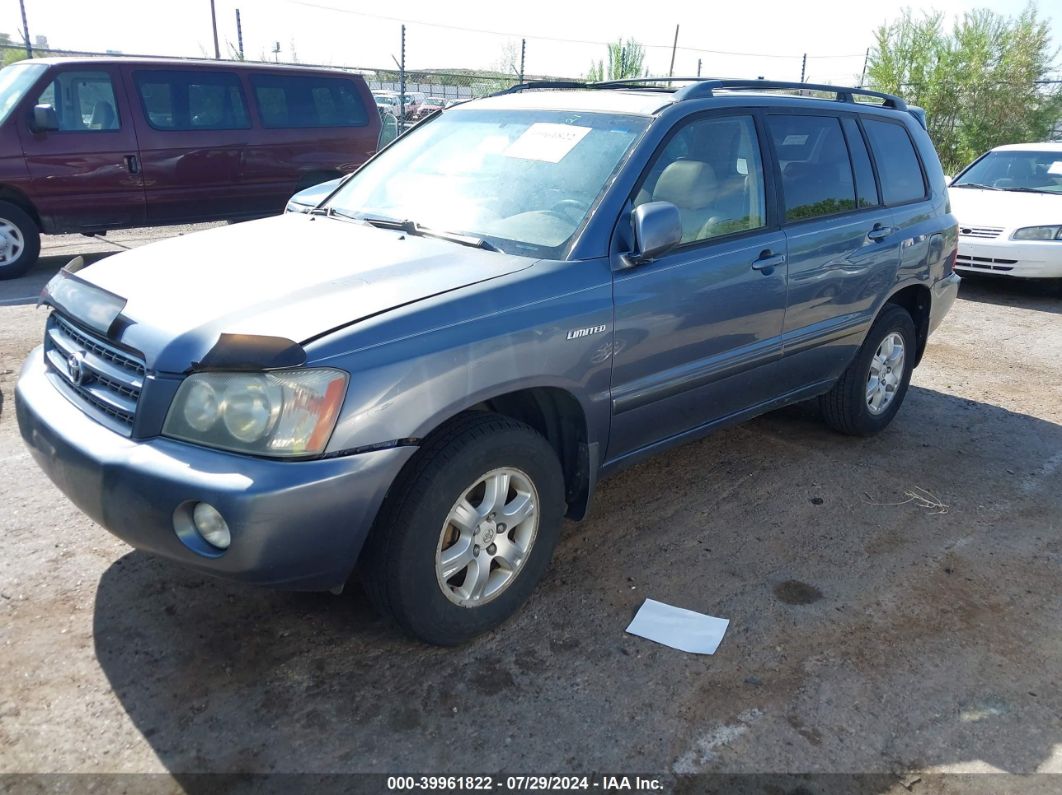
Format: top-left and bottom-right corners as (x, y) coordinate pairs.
(1000, 186), (1051, 194)
(953, 183), (1001, 190)
(359, 216), (500, 251)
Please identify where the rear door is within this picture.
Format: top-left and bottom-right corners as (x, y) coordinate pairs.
(241, 71), (379, 215)
(765, 112), (899, 388)
(126, 66), (252, 224)
(17, 64), (145, 232)
(608, 112), (789, 460)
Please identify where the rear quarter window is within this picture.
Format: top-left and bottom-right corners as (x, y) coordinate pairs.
(250, 73), (368, 128)
(863, 119), (927, 205)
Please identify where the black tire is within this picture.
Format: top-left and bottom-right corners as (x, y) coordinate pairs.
(0, 201), (41, 280)
(359, 412), (566, 645)
(819, 304), (917, 436)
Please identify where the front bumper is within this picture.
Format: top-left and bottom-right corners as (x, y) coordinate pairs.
(15, 346), (415, 590)
(956, 237), (1062, 279)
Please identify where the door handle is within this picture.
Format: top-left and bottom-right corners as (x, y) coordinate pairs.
(124, 154), (140, 175)
(752, 251), (785, 271)
(867, 224), (894, 242)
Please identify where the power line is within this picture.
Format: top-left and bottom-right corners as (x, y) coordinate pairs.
(286, 0), (867, 60)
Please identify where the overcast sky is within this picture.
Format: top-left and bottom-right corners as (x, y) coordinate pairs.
(3, 0), (1059, 83)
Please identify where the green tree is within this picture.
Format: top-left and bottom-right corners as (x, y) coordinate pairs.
(867, 4), (1061, 174)
(587, 38), (646, 82)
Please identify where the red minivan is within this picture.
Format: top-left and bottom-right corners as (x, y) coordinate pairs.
(0, 57), (381, 278)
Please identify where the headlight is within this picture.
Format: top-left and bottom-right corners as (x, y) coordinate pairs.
(163, 368), (348, 457)
(1012, 225), (1062, 241)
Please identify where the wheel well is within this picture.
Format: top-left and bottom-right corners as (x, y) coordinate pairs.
(886, 284), (931, 365)
(0, 185), (41, 229)
(468, 388), (591, 520)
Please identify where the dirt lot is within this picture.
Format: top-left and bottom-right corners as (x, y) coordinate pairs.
(0, 230), (1059, 791)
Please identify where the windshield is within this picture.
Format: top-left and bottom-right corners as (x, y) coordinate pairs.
(953, 150), (1062, 194)
(0, 62), (47, 125)
(325, 108), (649, 257)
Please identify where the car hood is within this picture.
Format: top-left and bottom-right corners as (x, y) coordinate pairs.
(948, 186), (1062, 229)
(77, 214), (535, 371)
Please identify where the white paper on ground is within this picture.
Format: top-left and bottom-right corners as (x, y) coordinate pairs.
(625, 598), (730, 655)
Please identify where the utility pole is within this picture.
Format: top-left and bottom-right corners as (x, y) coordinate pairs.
(697, 58), (702, 77)
(18, 0), (31, 57)
(209, 0), (220, 59)
(800, 53), (807, 83)
(272, 41), (281, 62)
(859, 47), (870, 87)
(399, 24), (406, 121)
(519, 38), (526, 83)
(668, 24), (679, 78)
(235, 9), (244, 59)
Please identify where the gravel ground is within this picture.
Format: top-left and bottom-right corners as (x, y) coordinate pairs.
(0, 229), (1059, 791)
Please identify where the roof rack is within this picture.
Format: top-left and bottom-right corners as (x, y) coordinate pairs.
(496, 77), (906, 110)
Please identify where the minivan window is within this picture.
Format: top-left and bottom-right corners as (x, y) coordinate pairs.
(35, 70), (119, 131)
(0, 61), (47, 124)
(134, 70), (250, 131)
(634, 114), (766, 244)
(842, 117), (879, 208)
(767, 115), (856, 222)
(250, 74), (368, 128)
(863, 119), (927, 205)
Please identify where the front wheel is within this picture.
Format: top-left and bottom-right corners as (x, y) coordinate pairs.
(0, 201), (41, 280)
(819, 304), (916, 436)
(359, 412), (566, 645)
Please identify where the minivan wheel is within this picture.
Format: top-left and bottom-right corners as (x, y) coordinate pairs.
(359, 412), (565, 645)
(819, 304), (916, 436)
(0, 201), (41, 280)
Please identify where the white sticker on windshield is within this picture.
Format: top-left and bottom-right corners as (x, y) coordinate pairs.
(504, 123), (592, 163)
(1048, 161), (1062, 175)
(782, 134), (809, 146)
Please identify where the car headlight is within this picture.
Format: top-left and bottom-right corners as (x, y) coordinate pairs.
(163, 368), (348, 457)
(1012, 225), (1062, 241)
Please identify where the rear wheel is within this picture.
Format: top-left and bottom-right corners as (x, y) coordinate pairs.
(819, 304), (916, 436)
(0, 201), (41, 280)
(359, 412), (566, 645)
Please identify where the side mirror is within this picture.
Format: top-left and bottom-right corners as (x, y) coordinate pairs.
(621, 201), (682, 268)
(32, 104), (58, 132)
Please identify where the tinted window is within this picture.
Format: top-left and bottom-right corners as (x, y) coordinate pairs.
(767, 115), (855, 222)
(36, 70), (119, 132)
(134, 70), (250, 131)
(842, 117), (879, 208)
(634, 115), (767, 244)
(863, 119), (926, 205)
(250, 74), (368, 128)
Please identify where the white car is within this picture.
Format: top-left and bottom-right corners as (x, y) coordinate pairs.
(948, 142), (1062, 281)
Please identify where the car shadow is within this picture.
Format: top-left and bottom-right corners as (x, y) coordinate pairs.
(0, 253), (113, 307)
(956, 273), (1061, 315)
(91, 386), (1062, 785)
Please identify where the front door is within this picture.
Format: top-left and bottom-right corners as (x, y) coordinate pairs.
(17, 64), (145, 232)
(608, 112), (788, 461)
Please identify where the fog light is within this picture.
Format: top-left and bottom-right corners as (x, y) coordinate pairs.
(192, 502), (231, 549)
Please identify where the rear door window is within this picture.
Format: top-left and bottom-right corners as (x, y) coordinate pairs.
(863, 119), (927, 205)
(842, 117), (879, 208)
(134, 70), (250, 131)
(35, 70), (120, 131)
(767, 115), (856, 222)
(250, 74), (368, 128)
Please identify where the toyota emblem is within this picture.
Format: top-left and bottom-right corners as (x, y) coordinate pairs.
(67, 352), (86, 386)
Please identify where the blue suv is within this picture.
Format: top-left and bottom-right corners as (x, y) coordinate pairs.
(16, 79), (960, 645)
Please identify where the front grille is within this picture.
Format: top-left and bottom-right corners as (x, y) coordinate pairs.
(958, 226), (1003, 239)
(43, 313), (145, 434)
(955, 253), (1016, 272)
